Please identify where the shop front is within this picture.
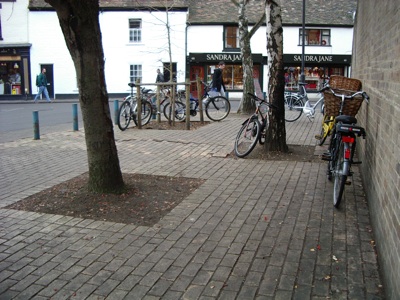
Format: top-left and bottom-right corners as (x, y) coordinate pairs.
(0, 44), (31, 100)
(187, 52), (265, 99)
(283, 54), (352, 92)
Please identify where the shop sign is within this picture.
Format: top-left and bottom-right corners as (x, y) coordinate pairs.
(284, 54), (351, 65)
(189, 53), (264, 63)
(206, 53), (242, 62)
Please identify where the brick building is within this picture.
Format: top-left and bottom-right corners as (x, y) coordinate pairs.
(351, 1), (400, 298)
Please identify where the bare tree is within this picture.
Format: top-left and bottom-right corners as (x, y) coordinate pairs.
(45, 0), (125, 192)
(232, 0), (266, 114)
(264, 0), (288, 152)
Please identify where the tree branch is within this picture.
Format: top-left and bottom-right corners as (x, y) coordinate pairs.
(249, 11), (266, 38)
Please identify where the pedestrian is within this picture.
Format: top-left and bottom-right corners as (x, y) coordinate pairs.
(34, 68), (51, 103)
(155, 68), (164, 83)
(212, 61), (226, 95)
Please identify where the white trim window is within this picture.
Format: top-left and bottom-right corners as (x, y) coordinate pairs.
(130, 64), (142, 83)
(129, 19), (142, 43)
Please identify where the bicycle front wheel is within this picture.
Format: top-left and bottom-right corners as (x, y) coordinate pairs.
(132, 100), (153, 126)
(117, 100), (132, 131)
(205, 96), (231, 121)
(163, 101), (186, 121)
(284, 94), (303, 122)
(333, 140), (348, 208)
(234, 118), (261, 158)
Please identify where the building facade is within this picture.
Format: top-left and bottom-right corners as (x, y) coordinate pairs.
(351, 0), (400, 298)
(22, 0), (357, 100)
(0, 0), (31, 99)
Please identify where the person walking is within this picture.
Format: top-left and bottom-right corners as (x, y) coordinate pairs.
(34, 68), (51, 103)
(212, 61), (226, 95)
(155, 68), (164, 83)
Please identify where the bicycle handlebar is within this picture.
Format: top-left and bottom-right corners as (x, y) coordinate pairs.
(247, 92), (278, 109)
(319, 84), (369, 100)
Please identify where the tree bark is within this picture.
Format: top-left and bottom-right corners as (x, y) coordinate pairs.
(45, 0), (125, 192)
(265, 0), (288, 152)
(234, 0), (265, 114)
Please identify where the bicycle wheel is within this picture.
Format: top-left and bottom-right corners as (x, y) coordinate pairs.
(132, 100), (153, 126)
(117, 100), (132, 131)
(163, 101), (186, 121)
(333, 140), (348, 208)
(284, 94), (303, 122)
(327, 130), (339, 181)
(205, 96), (231, 121)
(317, 115), (334, 146)
(234, 118), (261, 158)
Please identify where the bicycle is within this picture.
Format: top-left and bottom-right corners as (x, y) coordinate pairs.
(117, 83), (153, 131)
(284, 82), (335, 146)
(321, 87), (369, 208)
(234, 93), (277, 158)
(163, 81), (231, 122)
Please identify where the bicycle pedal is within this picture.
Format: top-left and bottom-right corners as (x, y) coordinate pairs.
(321, 154), (331, 161)
(352, 161), (362, 165)
(315, 134), (322, 140)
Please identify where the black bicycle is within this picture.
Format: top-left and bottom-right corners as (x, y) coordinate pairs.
(322, 88), (369, 208)
(163, 81), (231, 122)
(117, 83), (153, 131)
(234, 93), (277, 158)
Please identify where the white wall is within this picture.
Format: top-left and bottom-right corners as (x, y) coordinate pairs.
(0, 0), (29, 43)
(29, 10), (187, 96)
(283, 27), (354, 54)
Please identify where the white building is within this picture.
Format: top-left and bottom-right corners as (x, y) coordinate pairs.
(0, 0), (357, 100)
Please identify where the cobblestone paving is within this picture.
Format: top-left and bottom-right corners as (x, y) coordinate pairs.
(0, 112), (385, 299)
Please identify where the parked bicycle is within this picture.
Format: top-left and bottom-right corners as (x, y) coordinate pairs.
(284, 82), (335, 146)
(117, 83), (153, 131)
(234, 93), (277, 158)
(321, 87), (369, 208)
(163, 81), (231, 122)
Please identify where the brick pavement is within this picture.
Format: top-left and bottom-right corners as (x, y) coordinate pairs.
(0, 110), (385, 299)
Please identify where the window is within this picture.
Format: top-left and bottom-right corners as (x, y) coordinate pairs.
(130, 64), (142, 83)
(299, 29), (331, 46)
(129, 19), (142, 43)
(224, 26), (239, 49)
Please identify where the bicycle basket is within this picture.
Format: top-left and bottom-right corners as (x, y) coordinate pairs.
(324, 88), (363, 117)
(324, 76), (363, 117)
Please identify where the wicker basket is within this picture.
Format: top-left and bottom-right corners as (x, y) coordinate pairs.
(324, 76), (363, 117)
(324, 89), (363, 117)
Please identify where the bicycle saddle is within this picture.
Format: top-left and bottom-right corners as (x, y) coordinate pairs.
(128, 83), (135, 88)
(142, 89), (152, 94)
(336, 115), (357, 124)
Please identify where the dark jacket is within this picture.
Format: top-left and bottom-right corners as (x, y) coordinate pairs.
(37, 73), (48, 87)
(212, 68), (225, 92)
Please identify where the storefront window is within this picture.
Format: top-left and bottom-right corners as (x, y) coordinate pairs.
(0, 61), (22, 95)
(284, 66), (346, 91)
(205, 64), (260, 91)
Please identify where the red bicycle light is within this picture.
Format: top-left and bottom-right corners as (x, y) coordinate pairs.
(342, 136), (354, 143)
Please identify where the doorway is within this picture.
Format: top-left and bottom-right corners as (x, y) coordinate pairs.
(40, 64), (54, 98)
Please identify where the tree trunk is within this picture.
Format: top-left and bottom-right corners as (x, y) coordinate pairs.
(238, 0), (256, 114)
(45, 0), (125, 192)
(265, 0), (288, 152)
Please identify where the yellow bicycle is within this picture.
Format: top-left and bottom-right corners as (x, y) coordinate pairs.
(316, 115), (335, 146)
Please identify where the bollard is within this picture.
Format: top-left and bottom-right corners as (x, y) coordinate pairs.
(114, 100), (119, 125)
(33, 111), (40, 140)
(72, 103), (78, 131)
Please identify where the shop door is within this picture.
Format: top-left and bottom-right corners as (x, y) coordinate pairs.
(40, 64), (54, 98)
(189, 66), (204, 99)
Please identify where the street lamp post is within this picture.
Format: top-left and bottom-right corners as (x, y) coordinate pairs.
(300, 0), (306, 94)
